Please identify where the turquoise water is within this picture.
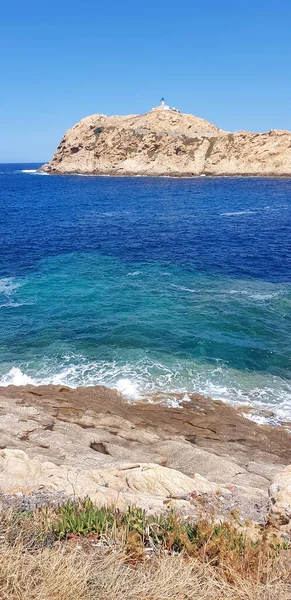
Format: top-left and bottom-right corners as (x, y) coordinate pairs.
(0, 165), (291, 422)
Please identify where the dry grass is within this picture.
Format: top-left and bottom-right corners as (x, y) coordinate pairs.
(1, 544), (290, 600)
(0, 544), (89, 600)
(0, 502), (290, 600)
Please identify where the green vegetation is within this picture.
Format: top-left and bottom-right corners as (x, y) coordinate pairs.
(54, 499), (116, 538)
(205, 137), (217, 160)
(29, 498), (290, 562)
(94, 127), (104, 136)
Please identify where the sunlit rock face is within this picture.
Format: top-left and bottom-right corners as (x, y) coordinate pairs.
(40, 108), (291, 177)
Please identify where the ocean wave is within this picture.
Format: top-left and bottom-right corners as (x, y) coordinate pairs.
(0, 367), (35, 386)
(170, 284), (284, 303)
(0, 302), (26, 309)
(170, 284), (197, 293)
(126, 271), (143, 277)
(249, 293), (279, 301)
(0, 278), (28, 308)
(0, 278), (22, 295)
(227, 289), (282, 301)
(1, 357), (291, 424)
(221, 210), (256, 216)
(19, 170), (49, 176)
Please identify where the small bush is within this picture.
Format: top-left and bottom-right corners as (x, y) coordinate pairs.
(53, 498), (116, 538)
(205, 137), (217, 159)
(94, 127), (104, 136)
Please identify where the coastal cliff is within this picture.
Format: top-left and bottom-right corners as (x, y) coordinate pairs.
(41, 107), (291, 177)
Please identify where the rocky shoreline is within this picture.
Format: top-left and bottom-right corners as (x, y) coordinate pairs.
(0, 384), (291, 529)
(40, 170), (291, 178)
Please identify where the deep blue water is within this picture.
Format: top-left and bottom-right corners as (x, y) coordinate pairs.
(0, 164), (291, 421)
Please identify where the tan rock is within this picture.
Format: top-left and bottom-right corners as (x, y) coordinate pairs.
(269, 465), (291, 528)
(0, 449), (219, 512)
(40, 108), (291, 177)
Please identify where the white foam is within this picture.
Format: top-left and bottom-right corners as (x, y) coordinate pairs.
(227, 288), (281, 301)
(0, 278), (24, 308)
(221, 210), (256, 216)
(249, 293), (278, 301)
(240, 412), (270, 426)
(171, 284), (197, 293)
(0, 367), (36, 386)
(115, 378), (141, 400)
(0, 278), (21, 295)
(19, 169), (49, 176)
(165, 397), (182, 408)
(0, 302), (25, 309)
(181, 393), (191, 403)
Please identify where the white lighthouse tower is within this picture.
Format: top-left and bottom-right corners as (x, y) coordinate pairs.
(159, 97), (170, 110)
(151, 97), (171, 111)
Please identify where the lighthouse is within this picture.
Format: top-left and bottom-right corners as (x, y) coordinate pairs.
(159, 97), (170, 110)
(151, 97), (171, 111)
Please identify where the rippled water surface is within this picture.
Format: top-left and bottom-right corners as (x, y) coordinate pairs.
(0, 164), (290, 420)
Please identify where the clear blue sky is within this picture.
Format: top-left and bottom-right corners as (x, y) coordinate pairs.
(1, 0), (291, 162)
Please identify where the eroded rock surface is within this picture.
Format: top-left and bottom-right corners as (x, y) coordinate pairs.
(40, 108), (291, 177)
(0, 449), (222, 513)
(0, 385), (290, 520)
(269, 465), (291, 531)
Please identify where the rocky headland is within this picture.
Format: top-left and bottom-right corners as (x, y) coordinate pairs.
(1, 384), (291, 531)
(40, 106), (291, 177)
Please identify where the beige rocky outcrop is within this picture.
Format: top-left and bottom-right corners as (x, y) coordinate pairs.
(0, 448), (220, 512)
(269, 465), (291, 531)
(40, 108), (291, 177)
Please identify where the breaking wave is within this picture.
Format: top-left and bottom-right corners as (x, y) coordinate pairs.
(1, 354), (291, 425)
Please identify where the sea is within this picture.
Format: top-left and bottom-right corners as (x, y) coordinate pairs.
(0, 163), (290, 424)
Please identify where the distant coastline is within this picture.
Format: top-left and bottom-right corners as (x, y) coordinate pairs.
(39, 169), (291, 179)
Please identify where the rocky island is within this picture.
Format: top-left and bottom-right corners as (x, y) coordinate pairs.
(41, 101), (291, 177)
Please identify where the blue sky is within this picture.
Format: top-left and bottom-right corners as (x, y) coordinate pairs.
(1, 0), (291, 162)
